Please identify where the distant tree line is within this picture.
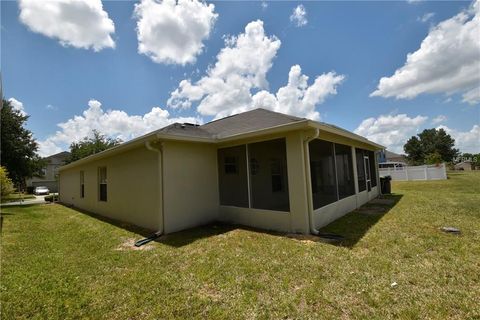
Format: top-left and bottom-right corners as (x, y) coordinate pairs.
(403, 128), (478, 166)
(65, 130), (121, 164)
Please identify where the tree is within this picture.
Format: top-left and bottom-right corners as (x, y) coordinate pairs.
(66, 130), (121, 163)
(425, 152), (443, 165)
(1, 99), (45, 188)
(0, 166), (15, 197)
(404, 128), (459, 165)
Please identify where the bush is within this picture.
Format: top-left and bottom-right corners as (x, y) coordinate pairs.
(44, 194), (59, 202)
(1, 166), (15, 197)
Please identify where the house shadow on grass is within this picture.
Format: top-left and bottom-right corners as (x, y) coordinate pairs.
(153, 193), (402, 248)
(59, 204), (236, 247)
(318, 194), (403, 248)
(155, 224), (237, 247)
(58, 194), (402, 249)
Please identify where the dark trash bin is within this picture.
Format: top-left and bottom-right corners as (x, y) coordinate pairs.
(380, 176), (392, 194)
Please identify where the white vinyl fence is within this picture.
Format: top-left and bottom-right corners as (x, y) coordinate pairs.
(379, 163), (447, 181)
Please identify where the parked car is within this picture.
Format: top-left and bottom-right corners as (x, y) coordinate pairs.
(34, 186), (50, 195)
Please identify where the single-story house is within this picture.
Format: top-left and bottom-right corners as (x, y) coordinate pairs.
(27, 151), (70, 192)
(59, 109), (383, 235)
(454, 161), (475, 171)
(379, 150), (406, 164)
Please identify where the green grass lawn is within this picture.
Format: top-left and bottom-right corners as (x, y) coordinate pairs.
(1, 193), (35, 204)
(2, 172), (479, 319)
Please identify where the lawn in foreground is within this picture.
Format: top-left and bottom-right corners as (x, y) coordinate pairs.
(1, 172), (479, 319)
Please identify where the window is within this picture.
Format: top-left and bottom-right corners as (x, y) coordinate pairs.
(224, 156), (237, 174)
(80, 171), (85, 198)
(309, 139), (337, 209)
(270, 159), (283, 192)
(218, 146), (249, 207)
(335, 143), (355, 199)
(250, 158), (259, 175)
(249, 139), (289, 211)
(98, 167), (107, 202)
(356, 149), (366, 192)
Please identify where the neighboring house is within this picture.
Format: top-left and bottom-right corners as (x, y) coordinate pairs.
(27, 151), (70, 192)
(379, 150), (407, 164)
(454, 161), (474, 171)
(59, 109), (383, 235)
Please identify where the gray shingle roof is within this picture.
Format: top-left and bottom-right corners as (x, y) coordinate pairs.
(160, 108), (305, 140)
(158, 123), (213, 139)
(202, 108), (304, 138)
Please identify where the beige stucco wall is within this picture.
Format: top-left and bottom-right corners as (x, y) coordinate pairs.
(162, 141), (219, 234)
(59, 146), (161, 230)
(58, 128), (381, 235)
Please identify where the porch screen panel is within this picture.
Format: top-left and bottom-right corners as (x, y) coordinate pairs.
(217, 145), (249, 207)
(356, 149), (367, 192)
(368, 150), (377, 187)
(335, 143), (355, 199)
(249, 138), (290, 212)
(309, 139), (337, 209)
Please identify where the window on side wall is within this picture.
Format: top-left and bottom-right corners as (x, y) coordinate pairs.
(98, 167), (107, 202)
(80, 171), (85, 198)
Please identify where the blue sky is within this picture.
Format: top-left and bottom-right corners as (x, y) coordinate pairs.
(1, 0), (479, 155)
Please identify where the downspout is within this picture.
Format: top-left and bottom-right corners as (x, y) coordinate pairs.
(303, 128), (320, 235)
(145, 140), (164, 237)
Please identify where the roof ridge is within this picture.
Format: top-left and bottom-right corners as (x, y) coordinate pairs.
(201, 108), (304, 127)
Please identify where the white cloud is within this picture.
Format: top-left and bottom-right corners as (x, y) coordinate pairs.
(290, 4), (308, 27)
(431, 114), (447, 125)
(168, 20), (344, 120)
(134, 0), (217, 65)
(261, 1), (268, 10)
(354, 114), (428, 153)
(437, 124), (480, 153)
(8, 97), (27, 116)
(418, 12), (435, 23)
(37, 99), (200, 157)
(371, 1), (480, 105)
(252, 65), (344, 120)
(462, 87), (480, 105)
(18, 0), (115, 51)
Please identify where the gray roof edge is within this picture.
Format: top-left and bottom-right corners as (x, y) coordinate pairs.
(60, 111), (382, 171)
(307, 120), (384, 149)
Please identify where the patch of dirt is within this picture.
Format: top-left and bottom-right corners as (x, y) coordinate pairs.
(198, 284), (222, 302)
(356, 206), (387, 215)
(115, 238), (155, 251)
(286, 234), (325, 244)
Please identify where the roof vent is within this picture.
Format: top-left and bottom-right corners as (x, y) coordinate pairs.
(181, 122), (199, 129)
